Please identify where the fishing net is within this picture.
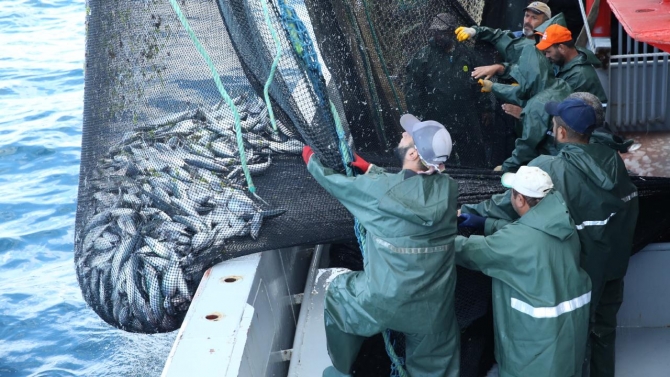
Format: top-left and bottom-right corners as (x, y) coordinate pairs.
(75, 0), (670, 374)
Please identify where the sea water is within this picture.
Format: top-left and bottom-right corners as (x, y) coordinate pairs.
(0, 1), (176, 375)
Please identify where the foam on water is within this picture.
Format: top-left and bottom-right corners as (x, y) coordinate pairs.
(0, 1), (176, 375)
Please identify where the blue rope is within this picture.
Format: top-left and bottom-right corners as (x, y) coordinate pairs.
(276, 0), (327, 106)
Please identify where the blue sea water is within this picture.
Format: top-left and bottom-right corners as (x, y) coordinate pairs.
(0, 1), (176, 375)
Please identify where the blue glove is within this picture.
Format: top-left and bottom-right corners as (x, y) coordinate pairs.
(458, 213), (486, 230)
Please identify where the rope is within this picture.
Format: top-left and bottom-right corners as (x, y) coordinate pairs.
(329, 101), (407, 377)
(259, 0), (282, 132)
(167, 0), (256, 193)
(276, 0), (327, 106)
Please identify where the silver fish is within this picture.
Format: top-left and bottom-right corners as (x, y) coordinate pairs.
(185, 142), (215, 159)
(210, 140), (238, 158)
(269, 139), (304, 154)
(144, 264), (164, 321)
(191, 231), (215, 253)
(248, 156), (272, 175)
(171, 197), (200, 217)
(147, 109), (198, 128)
(83, 224), (109, 252)
(142, 255), (171, 272)
(249, 212), (262, 240)
(144, 237), (173, 260)
(111, 233), (139, 279)
(117, 214), (138, 236)
(173, 215), (207, 233)
(184, 154), (228, 173)
(93, 237), (114, 252)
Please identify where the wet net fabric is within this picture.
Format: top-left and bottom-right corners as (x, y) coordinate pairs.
(75, 2), (670, 366)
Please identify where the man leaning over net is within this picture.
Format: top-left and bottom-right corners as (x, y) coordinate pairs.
(456, 166), (591, 377)
(302, 115), (460, 377)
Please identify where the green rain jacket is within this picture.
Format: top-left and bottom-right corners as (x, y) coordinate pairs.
(491, 46), (572, 172)
(307, 157), (459, 335)
(474, 14), (567, 66)
(405, 42), (489, 166)
(456, 190), (591, 377)
(462, 143), (639, 287)
(554, 47), (608, 105)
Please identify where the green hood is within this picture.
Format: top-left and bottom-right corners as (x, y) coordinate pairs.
(517, 190), (575, 241)
(559, 143), (619, 191)
(379, 173), (450, 227)
(509, 45), (556, 100)
(576, 47), (602, 66)
(534, 13), (567, 34)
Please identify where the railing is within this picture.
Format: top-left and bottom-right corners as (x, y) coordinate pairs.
(607, 24), (670, 132)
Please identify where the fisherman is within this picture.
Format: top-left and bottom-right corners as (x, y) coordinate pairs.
(536, 24), (608, 105)
(477, 45), (571, 172)
(302, 115), (460, 377)
(455, 166), (591, 377)
(454, 1), (552, 65)
(404, 13), (491, 167)
(459, 95), (639, 377)
(469, 14), (606, 122)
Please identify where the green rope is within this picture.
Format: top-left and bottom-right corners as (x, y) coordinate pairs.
(361, 0), (404, 114)
(259, 0), (282, 132)
(167, 0), (256, 193)
(330, 101), (407, 377)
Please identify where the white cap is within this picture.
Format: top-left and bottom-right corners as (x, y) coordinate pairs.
(501, 166), (553, 198)
(399, 114), (452, 168)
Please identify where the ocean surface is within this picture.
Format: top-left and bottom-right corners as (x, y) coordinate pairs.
(0, 1), (176, 375)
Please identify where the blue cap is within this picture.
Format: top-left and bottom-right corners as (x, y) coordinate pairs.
(544, 98), (596, 134)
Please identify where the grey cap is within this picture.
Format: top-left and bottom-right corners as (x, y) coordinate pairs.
(399, 114), (452, 168)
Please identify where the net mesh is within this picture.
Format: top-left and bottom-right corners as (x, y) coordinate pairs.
(75, 2), (670, 372)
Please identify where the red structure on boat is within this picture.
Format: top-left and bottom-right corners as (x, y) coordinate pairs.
(607, 0), (670, 53)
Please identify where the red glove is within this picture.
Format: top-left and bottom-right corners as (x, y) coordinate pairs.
(349, 153), (371, 173)
(302, 146), (314, 164)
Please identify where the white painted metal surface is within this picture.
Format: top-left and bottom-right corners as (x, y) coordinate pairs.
(615, 243), (670, 377)
(288, 268), (350, 377)
(162, 254), (261, 377)
(617, 243), (670, 327)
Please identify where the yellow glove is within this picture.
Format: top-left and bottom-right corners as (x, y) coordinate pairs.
(493, 165), (503, 172)
(455, 26), (476, 42)
(478, 79), (493, 93)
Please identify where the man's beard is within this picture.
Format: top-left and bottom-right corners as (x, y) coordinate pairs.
(394, 145), (412, 164)
(522, 23), (534, 37)
(551, 55), (566, 66)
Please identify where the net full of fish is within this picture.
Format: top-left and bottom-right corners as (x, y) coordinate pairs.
(74, 94), (303, 333)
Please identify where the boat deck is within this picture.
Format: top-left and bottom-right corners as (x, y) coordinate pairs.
(615, 243), (670, 377)
(162, 243), (670, 377)
(621, 132), (670, 178)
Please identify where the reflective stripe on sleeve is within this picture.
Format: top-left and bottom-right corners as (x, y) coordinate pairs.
(622, 191), (638, 202)
(575, 213), (616, 230)
(374, 236), (451, 254)
(511, 291), (591, 318)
